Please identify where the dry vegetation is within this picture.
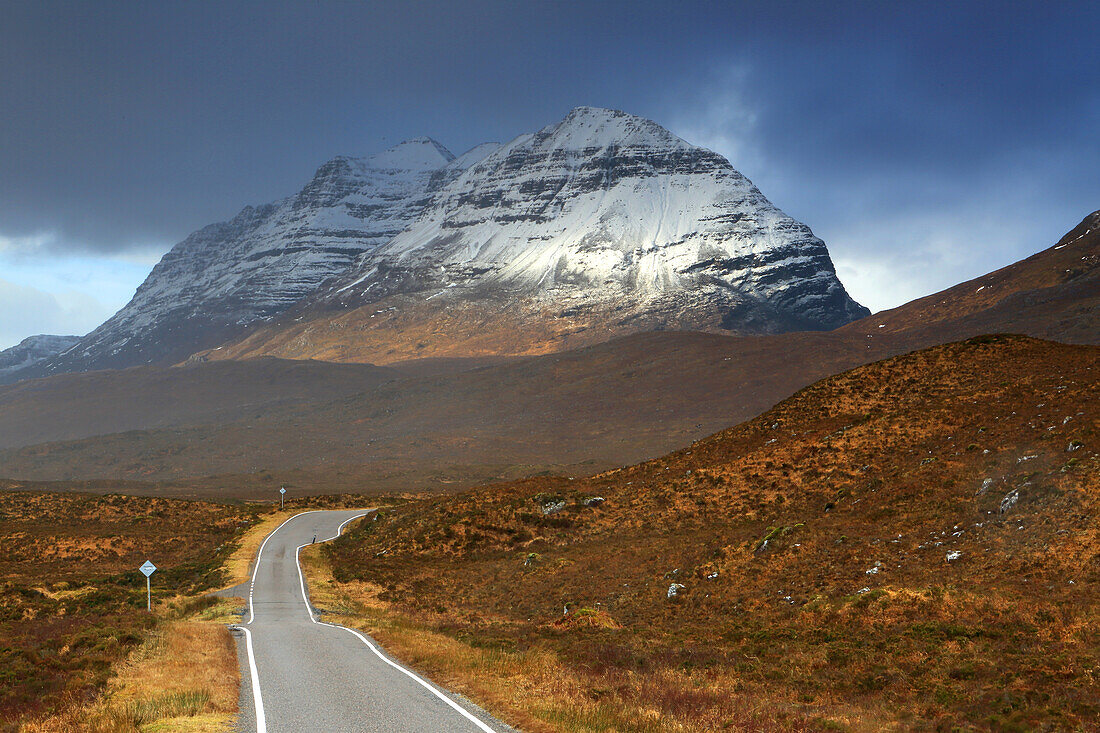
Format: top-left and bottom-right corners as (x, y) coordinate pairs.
(0, 491), (258, 731)
(318, 335), (1100, 731)
(21, 597), (241, 733)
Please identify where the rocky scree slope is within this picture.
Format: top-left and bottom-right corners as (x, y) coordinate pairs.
(204, 106), (869, 364)
(16, 138), (496, 380)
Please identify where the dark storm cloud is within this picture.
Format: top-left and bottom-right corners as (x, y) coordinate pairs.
(1, 0), (1097, 275)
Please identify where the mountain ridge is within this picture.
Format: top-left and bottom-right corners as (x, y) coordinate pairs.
(12, 137), (471, 381)
(0, 335), (80, 381)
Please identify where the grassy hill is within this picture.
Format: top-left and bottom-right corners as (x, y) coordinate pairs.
(319, 335), (1100, 730)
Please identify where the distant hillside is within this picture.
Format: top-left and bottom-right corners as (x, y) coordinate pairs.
(842, 207), (1099, 345)
(0, 335), (79, 382)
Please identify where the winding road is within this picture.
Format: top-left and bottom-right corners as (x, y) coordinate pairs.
(225, 510), (508, 733)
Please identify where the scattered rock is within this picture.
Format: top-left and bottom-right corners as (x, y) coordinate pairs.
(667, 583), (686, 599)
(1067, 440), (1084, 452)
(582, 496), (605, 507)
(977, 477), (994, 496)
(535, 494), (567, 515)
(946, 550), (963, 562)
(1000, 489), (1020, 515)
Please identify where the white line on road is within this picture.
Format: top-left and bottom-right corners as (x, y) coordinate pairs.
(294, 514), (498, 733)
(239, 509), (496, 732)
(239, 511), (324, 732)
(315, 620), (497, 733)
(234, 625), (267, 733)
(247, 511), (318, 624)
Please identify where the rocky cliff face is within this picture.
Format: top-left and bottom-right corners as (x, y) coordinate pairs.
(26, 138), (497, 377)
(0, 335), (80, 383)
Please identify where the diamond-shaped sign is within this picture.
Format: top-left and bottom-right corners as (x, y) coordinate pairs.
(279, 487), (286, 494)
(139, 560), (157, 577)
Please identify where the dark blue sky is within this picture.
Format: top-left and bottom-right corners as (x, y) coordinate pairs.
(1, 1), (1098, 347)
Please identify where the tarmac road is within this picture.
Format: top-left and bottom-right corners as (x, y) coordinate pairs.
(227, 510), (509, 733)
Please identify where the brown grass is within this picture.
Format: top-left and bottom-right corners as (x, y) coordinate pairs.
(21, 597), (241, 733)
(321, 336), (1100, 731)
(0, 491), (259, 731)
(300, 547), (855, 732)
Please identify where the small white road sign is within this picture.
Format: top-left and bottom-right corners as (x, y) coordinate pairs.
(140, 560), (156, 611)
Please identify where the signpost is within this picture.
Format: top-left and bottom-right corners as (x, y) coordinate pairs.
(139, 560), (156, 612)
(280, 486), (286, 508)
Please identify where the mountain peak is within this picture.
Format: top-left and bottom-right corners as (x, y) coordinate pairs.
(367, 137), (455, 170)
(537, 106), (688, 152)
(0, 334), (81, 383)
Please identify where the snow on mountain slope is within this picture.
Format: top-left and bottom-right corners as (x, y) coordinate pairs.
(323, 107), (867, 329)
(0, 335), (80, 384)
(27, 139), (458, 377)
(208, 107), (868, 365)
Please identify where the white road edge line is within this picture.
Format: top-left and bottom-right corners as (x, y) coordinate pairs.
(234, 625), (267, 733)
(239, 510), (339, 733)
(247, 510), (323, 625)
(295, 514), (498, 733)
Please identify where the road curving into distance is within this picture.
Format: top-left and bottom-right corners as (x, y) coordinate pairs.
(227, 510), (509, 733)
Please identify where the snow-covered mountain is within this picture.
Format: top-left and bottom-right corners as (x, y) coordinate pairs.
(17, 106), (868, 379)
(326, 106), (866, 329)
(210, 107), (868, 364)
(0, 335), (80, 383)
(25, 138), (498, 378)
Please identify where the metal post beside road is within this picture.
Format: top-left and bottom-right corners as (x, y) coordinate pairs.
(280, 486), (286, 508)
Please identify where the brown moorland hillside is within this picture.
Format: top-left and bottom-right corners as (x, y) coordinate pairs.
(0, 490), (256, 728)
(322, 335), (1099, 730)
(841, 208), (1099, 345)
(0, 329), (876, 496)
(0, 211), (1095, 496)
